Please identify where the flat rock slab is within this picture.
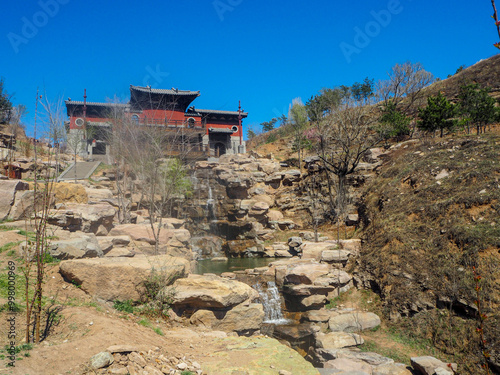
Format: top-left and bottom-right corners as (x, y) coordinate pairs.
(324, 357), (372, 374)
(59, 255), (189, 302)
(201, 336), (319, 375)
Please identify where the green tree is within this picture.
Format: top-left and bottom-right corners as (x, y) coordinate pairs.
(457, 84), (496, 135)
(306, 88), (344, 123)
(418, 92), (456, 138)
(261, 117), (277, 132)
(378, 100), (412, 141)
(0, 78), (13, 124)
(351, 77), (374, 103)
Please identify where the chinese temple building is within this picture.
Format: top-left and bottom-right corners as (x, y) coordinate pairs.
(65, 85), (247, 159)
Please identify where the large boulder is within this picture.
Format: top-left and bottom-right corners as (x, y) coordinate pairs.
(48, 202), (116, 234)
(85, 187), (113, 201)
(97, 235), (132, 253)
(165, 274), (259, 309)
(9, 190), (36, 220)
(59, 254), (189, 302)
(284, 262), (331, 285)
(49, 233), (102, 260)
(328, 311), (381, 333)
(190, 303), (264, 333)
(50, 182), (88, 204)
(0, 180), (29, 220)
(410, 356), (457, 375)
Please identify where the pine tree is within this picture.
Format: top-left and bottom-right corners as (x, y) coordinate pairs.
(418, 92), (455, 137)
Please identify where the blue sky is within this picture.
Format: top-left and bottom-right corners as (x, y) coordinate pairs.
(1, 0), (498, 137)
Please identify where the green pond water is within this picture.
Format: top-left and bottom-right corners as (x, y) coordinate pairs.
(194, 257), (276, 275)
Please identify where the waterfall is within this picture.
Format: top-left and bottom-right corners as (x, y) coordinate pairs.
(206, 179), (216, 221)
(255, 281), (289, 324)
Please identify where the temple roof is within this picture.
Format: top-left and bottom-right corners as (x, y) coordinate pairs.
(65, 101), (128, 107)
(65, 100), (128, 117)
(193, 108), (248, 117)
(129, 85), (200, 112)
(130, 85), (200, 97)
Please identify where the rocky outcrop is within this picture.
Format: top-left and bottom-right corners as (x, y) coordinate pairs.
(109, 224), (190, 247)
(59, 255), (189, 302)
(271, 259), (353, 310)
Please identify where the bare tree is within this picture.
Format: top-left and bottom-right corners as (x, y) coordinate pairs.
(106, 92), (193, 253)
(493, 0), (500, 48)
(40, 94), (66, 178)
(288, 98), (308, 174)
(377, 61), (435, 112)
(316, 99), (380, 241)
(21, 91), (56, 343)
(302, 164), (328, 242)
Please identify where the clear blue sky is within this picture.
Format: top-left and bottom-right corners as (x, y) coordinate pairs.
(1, 0), (498, 137)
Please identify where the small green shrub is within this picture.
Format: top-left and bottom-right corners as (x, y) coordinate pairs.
(140, 268), (179, 318)
(138, 318), (151, 328)
(153, 327), (164, 336)
(113, 300), (135, 314)
(43, 252), (59, 264)
(71, 280), (81, 289)
(0, 242), (18, 253)
(0, 302), (23, 312)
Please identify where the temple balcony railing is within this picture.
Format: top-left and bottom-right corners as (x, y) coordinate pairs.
(135, 118), (205, 130)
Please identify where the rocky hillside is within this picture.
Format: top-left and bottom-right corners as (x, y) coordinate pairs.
(426, 53), (500, 102)
(356, 134), (500, 373)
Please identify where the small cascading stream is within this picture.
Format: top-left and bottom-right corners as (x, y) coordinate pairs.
(254, 281), (289, 324)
